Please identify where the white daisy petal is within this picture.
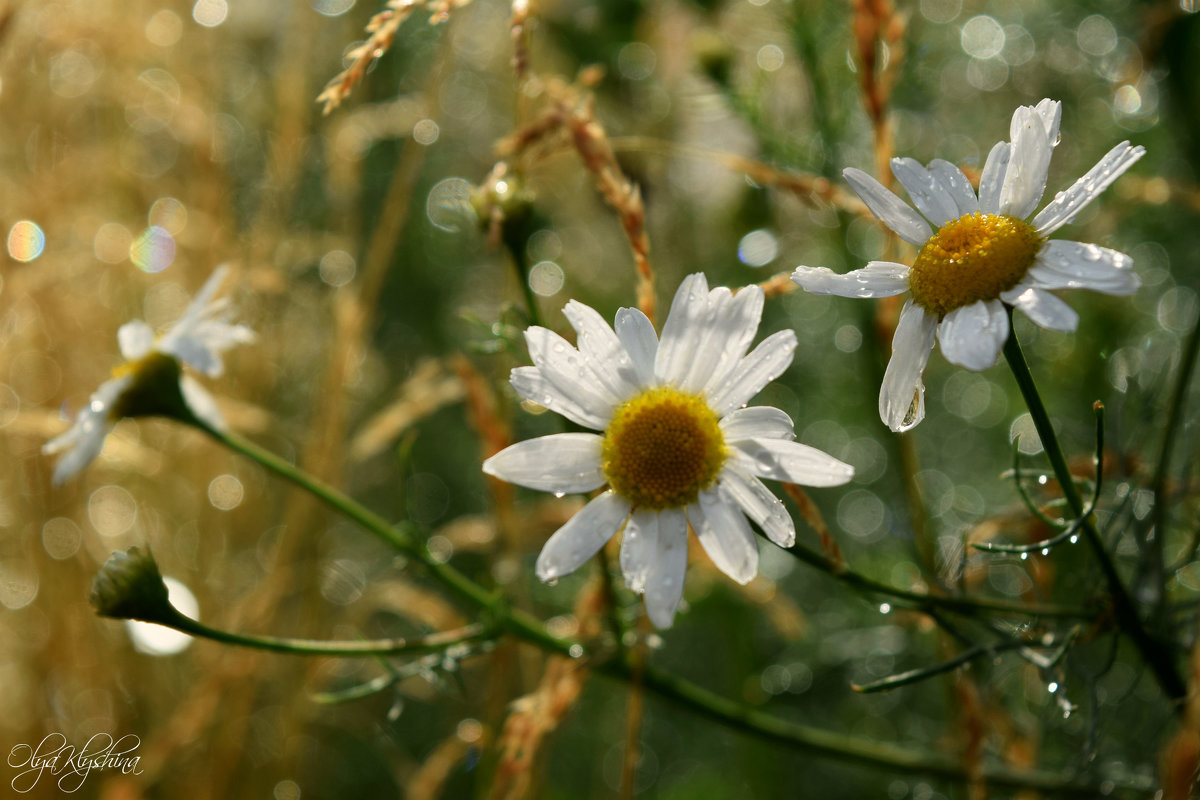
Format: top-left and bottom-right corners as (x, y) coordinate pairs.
(693, 285), (765, 397)
(1032, 142), (1145, 235)
(163, 332), (223, 377)
(117, 320), (155, 361)
(719, 405), (795, 441)
(482, 433), (605, 493)
(43, 376), (130, 485)
(535, 491), (631, 583)
(790, 262), (910, 299)
(978, 141), (1011, 214)
(509, 366), (609, 430)
(180, 375), (226, 431)
(620, 508), (659, 594)
(1033, 98), (1063, 147)
(690, 488), (758, 585)
(525, 326), (620, 413)
(678, 286), (733, 393)
(48, 418), (111, 485)
(1026, 240), (1141, 295)
(644, 508), (688, 628)
(706, 329), (797, 418)
(563, 300), (641, 401)
(185, 264), (230, 314)
(654, 273), (710, 386)
(1001, 286), (1079, 332)
(879, 300), (937, 433)
(731, 438), (855, 487)
(891, 157), (960, 226)
(999, 104), (1055, 219)
(936, 300), (1008, 371)
(614, 307), (658, 386)
(719, 466), (795, 547)
(926, 159), (980, 217)
(842, 167), (932, 246)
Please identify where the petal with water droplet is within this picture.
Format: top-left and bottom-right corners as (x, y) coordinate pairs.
(483, 433), (605, 493)
(535, 491), (630, 582)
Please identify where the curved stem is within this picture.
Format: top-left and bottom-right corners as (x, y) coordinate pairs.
(1001, 317), (1186, 702)
(200, 420), (1143, 791)
(160, 609), (493, 658)
(602, 660), (1148, 796)
(781, 538), (1090, 619)
(1151, 307), (1200, 606)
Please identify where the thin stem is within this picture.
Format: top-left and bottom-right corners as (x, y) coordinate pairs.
(200, 424), (566, 648)
(781, 538), (1091, 619)
(973, 408), (1105, 555)
(1001, 318), (1186, 701)
(204, 418), (1145, 793)
(159, 608), (493, 658)
(603, 660), (1149, 796)
(852, 639), (1035, 694)
(1150, 308), (1200, 609)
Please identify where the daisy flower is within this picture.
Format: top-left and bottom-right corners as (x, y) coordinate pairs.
(791, 99), (1143, 432)
(44, 266), (255, 485)
(482, 274), (854, 628)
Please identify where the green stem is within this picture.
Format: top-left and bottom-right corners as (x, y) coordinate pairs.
(203, 419), (1147, 792)
(159, 609), (493, 657)
(600, 660), (1149, 796)
(782, 539), (1090, 619)
(1151, 308), (1200, 606)
(1001, 317), (1186, 702)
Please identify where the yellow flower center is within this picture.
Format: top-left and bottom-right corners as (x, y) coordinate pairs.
(908, 213), (1043, 318)
(602, 386), (727, 510)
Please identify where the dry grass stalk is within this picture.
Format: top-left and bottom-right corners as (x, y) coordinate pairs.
(349, 358), (467, 462)
(954, 673), (987, 800)
(488, 577), (606, 800)
(758, 269), (800, 299)
(609, 137), (868, 215)
(407, 729), (477, 800)
(782, 483), (845, 571)
(498, 74), (657, 322)
(317, 0), (474, 114)
(510, 0), (531, 84)
(1161, 637), (1200, 799)
(850, 0), (907, 182)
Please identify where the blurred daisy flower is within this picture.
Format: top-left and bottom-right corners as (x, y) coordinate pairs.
(483, 273), (854, 628)
(44, 266), (255, 485)
(792, 99), (1143, 432)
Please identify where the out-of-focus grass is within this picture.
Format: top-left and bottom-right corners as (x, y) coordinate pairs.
(1, 0), (1197, 797)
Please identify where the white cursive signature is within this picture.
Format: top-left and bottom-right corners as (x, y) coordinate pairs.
(8, 732), (143, 793)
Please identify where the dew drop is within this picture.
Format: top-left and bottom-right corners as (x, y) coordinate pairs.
(879, 603), (891, 614)
(1048, 681), (1058, 693)
(1069, 534), (1079, 544)
(553, 491), (566, 499)
(568, 644), (584, 658)
(1020, 552), (1029, 561)
(1041, 547), (1050, 556)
